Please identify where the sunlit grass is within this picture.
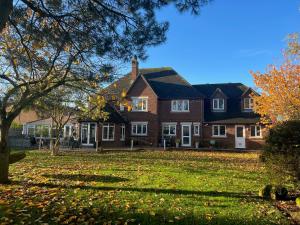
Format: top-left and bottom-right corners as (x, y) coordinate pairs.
(0, 150), (290, 224)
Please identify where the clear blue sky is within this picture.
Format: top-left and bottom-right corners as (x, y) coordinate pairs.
(131, 0), (300, 87)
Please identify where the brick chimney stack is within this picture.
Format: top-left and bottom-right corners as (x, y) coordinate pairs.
(131, 55), (139, 82)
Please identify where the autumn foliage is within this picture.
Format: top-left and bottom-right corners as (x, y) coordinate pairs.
(251, 38), (300, 124)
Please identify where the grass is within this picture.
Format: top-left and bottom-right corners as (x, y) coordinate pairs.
(0, 150), (291, 225)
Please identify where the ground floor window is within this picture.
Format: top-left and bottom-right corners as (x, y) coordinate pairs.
(121, 124), (125, 141)
(193, 123), (200, 136)
(35, 125), (50, 138)
(250, 125), (261, 138)
(212, 125), (226, 137)
(131, 122), (147, 136)
(162, 123), (176, 137)
(102, 124), (115, 141)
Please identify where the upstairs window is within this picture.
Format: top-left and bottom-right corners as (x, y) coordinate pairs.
(132, 97), (148, 112)
(213, 98), (225, 111)
(212, 125), (226, 137)
(250, 125), (261, 138)
(171, 100), (189, 112)
(244, 98), (254, 110)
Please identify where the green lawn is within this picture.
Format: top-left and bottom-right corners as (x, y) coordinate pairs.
(0, 150), (291, 225)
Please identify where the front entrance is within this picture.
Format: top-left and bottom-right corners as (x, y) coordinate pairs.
(181, 124), (191, 147)
(235, 125), (246, 149)
(81, 123), (97, 146)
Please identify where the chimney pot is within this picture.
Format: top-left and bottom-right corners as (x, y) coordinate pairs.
(131, 55), (138, 82)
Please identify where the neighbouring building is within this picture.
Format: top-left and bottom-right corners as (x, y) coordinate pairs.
(23, 57), (265, 149)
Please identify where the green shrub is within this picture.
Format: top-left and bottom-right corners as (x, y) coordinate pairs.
(274, 186), (288, 200)
(9, 152), (26, 164)
(262, 121), (300, 184)
(259, 185), (289, 200)
(296, 197), (300, 207)
(259, 185), (273, 199)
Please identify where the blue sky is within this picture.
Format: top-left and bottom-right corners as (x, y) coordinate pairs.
(131, 0), (300, 87)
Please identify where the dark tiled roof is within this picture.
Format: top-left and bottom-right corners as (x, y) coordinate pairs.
(193, 83), (261, 124)
(141, 68), (202, 99)
(106, 68), (203, 100)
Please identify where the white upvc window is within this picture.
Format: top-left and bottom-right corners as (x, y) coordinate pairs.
(212, 125), (226, 137)
(244, 98), (254, 110)
(162, 123), (176, 136)
(132, 97), (148, 112)
(64, 125), (73, 138)
(193, 123), (200, 136)
(120, 124), (126, 141)
(131, 122), (147, 136)
(171, 100), (189, 112)
(213, 98), (225, 110)
(102, 124), (115, 141)
(250, 125), (262, 138)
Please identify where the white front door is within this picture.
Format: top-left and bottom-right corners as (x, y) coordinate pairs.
(181, 124), (191, 147)
(235, 125), (246, 149)
(81, 123), (97, 146)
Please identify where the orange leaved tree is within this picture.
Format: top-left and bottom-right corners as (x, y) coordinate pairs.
(251, 37), (300, 124)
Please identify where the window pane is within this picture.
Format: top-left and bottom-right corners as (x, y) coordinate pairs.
(132, 125), (136, 134)
(137, 124), (141, 134)
(170, 125), (176, 135)
(236, 127), (243, 137)
(213, 99), (217, 109)
(142, 124), (147, 134)
(109, 126), (114, 139)
(213, 126), (219, 136)
(256, 126), (261, 136)
(183, 100), (189, 110)
(250, 126), (255, 136)
(177, 101), (182, 111)
(220, 126), (225, 136)
(219, 99), (224, 109)
(172, 101), (177, 111)
(163, 126), (169, 135)
(194, 125), (199, 135)
(103, 126), (108, 139)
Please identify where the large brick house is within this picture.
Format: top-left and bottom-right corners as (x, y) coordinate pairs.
(23, 57), (265, 149)
(91, 57), (264, 149)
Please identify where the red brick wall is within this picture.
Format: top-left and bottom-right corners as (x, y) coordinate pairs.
(124, 76), (159, 146)
(202, 124), (266, 149)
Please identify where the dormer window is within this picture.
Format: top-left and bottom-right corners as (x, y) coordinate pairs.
(213, 98), (224, 111)
(171, 100), (189, 112)
(244, 98), (254, 110)
(132, 97), (148, 112)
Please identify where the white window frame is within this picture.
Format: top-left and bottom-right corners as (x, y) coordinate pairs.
(102, 123), (115, 141)
(162, 123), (177, 136)
(120, 124), (126, 141)
(193, 123), (200, 136)
(212, 125), (226, 137)
(131, 122), (148, 136)
(26, 125), (36, 137)
(63, 125), (73, 138)
(244, 98), (254, 110)
(131, 97), (148, 112)
(213, 98), (225, 111)
(250, 125), (262, 138)
(171, 100), (189, 112)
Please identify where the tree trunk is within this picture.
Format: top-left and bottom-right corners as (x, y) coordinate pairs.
(51, 136), (60, 156)
(0, 125), (10, 183)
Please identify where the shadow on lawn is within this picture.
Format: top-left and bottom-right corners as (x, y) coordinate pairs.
(43, 174), (129, 183)
(13, 180), (258, 200)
